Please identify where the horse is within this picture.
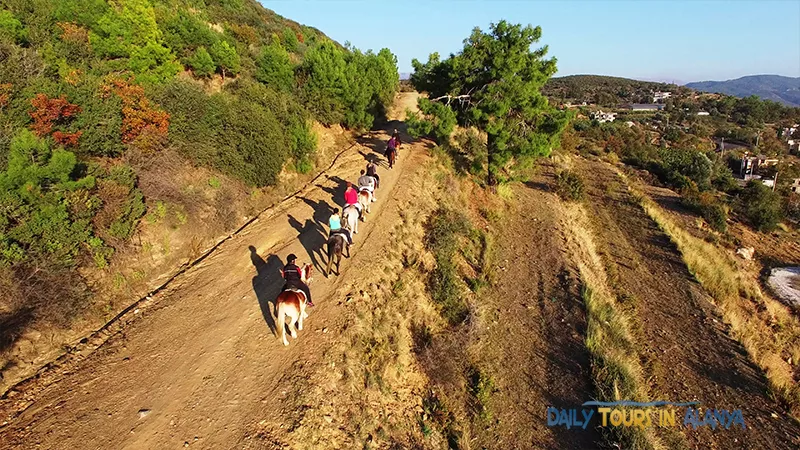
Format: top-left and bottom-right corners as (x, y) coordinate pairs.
(343, 204), (359, 235)
(324, 233), (349, 277)
(275, 263), (313, 346)
(386, 148), (396, 169)
(357, 189), (372, 221)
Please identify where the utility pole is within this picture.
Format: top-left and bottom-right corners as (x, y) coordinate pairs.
(774, 166), (778, 192)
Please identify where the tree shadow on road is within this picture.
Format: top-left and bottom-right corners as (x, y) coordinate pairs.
(249, 245), (284, 336)
(287, 214), (326, 273)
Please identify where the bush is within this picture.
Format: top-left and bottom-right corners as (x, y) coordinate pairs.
(406, 97), (457, 144)
(555, 169), (585, 201)
(425, 207), (472, 326)
(740, 180), (783, 232)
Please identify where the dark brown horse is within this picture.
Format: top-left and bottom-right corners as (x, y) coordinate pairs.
(324, 233), (350, 277)
(386, 148), (396, 169)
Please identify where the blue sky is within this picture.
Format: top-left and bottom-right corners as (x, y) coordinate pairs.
(262, 0), (800, 83)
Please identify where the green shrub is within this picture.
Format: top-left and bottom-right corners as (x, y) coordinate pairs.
(740, 180), (783, 232)
(0, 9), (27, 43)
(188, 46), (216, 78)
(555, 169), (585, 201)
(406, 97), (457, 144)
(210, 39), (240, 79)
(0, 129), (101, 267)
(255, 42), (294, 92)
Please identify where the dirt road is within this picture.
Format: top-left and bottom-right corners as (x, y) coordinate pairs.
(0, 96), (428, 449)
(476, 170), (599, 449)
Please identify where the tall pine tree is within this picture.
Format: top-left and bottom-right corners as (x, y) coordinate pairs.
(411, 20), (570, 185)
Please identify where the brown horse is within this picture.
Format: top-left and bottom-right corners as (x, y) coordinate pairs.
(275, 263), (312, 346)
(386, 148), (396, 169)
(324, 233), (349, 277)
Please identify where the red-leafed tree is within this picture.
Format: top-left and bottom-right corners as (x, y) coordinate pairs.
(28, 94), (82, 147)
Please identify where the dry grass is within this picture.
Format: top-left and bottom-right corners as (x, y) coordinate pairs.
(624, 173), (800, 419)
(559, 201), (667, 450)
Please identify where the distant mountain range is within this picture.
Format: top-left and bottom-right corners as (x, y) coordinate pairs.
(685, 75), (800, 107)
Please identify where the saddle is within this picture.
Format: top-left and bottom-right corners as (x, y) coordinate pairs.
(284, 287), (307, 302)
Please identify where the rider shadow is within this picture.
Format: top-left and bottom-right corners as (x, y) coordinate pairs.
(299, 196), (334, 230)
(287, 214), (326, 273)
(249, 245), (284, 335)
(317, 175), (349, 204)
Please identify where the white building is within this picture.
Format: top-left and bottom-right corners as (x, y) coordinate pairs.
(591, 110), (616, 123)
(653, 91), (671, 103)
(697, 111), (710, 116)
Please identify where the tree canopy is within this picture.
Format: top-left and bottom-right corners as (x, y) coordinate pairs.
(410, 20), (570, 184)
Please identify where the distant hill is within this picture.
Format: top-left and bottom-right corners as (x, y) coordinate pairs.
(686, 75), (800, 107)
(543, 74), (690, 105)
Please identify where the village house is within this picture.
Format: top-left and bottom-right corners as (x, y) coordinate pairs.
(739, 153), (779, 179)
(591, 110), (616, 123)
(653, 91), (671, 103)
(781, 125), (798, 140)
(791, 178), (800, 193)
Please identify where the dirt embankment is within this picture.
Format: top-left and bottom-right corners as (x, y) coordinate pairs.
(574, 157), (800, 448)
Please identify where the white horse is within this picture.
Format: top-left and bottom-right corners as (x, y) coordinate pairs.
(275, 263), (313, 346)
(343, 204), (359, 235)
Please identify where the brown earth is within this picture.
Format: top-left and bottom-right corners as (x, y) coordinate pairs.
(2, 92), (799, 450)
(574, 157), (800, 449)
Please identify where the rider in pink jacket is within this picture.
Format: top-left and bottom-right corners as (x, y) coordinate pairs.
(344, 181), (358, 206)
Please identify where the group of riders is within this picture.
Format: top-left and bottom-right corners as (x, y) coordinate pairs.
(279, 130), (403, 307)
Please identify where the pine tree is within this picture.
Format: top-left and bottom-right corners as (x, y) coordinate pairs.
(189, 46), (216, 78)
(211, 40), (240, 80)
(410, 20), (570, 185)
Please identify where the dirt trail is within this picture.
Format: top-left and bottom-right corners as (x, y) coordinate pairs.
(576, 157), (800, 448)
(476, 171), (599, 449)
(0, 94), (428, 449)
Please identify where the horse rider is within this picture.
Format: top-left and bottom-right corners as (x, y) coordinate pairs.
(392, 129), (402, 148)
(281, 253), (313, 307)
(358, 169), (376, 202)
(366, 161), (380, 189)
(344, 181), (362, 219)
(328, 207), (353, 245)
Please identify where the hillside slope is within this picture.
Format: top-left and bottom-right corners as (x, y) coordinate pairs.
(0, 0), (398, 388)
(687, 75), (800, 106)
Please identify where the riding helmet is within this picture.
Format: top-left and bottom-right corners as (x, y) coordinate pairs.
(287, 253), (297, 263)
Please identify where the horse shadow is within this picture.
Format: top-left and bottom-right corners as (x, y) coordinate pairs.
(359, 150), (388, 169)
(249, 246), (284, 336)
(287, 214), (327, 273)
